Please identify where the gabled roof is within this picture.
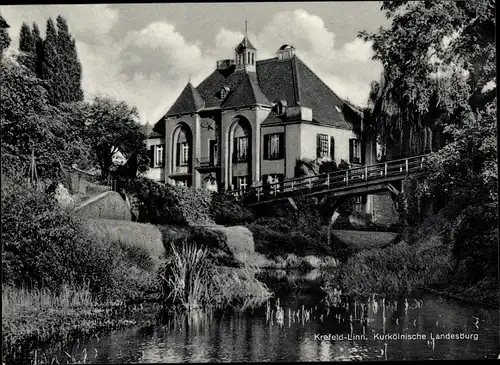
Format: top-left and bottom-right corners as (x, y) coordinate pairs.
(165, 82), (205, 117)
(221, 71), (270, 109)
(155, 53), (362, 131)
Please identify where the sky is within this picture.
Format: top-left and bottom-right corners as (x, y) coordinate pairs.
(1, 2), (390, 125)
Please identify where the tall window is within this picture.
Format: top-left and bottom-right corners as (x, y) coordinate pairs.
(349, 139), (362, 164)
(155, 144), (164, 167)
(316, 134), (329, 158)
(251, 53), (254, 65)
(264, 133), (284, 160)
(234, 136), (249, 162)
(209, 140), (218, 166)
(178, 142), (189, 166)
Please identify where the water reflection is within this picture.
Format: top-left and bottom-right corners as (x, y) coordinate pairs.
(20, 272), (500, 363)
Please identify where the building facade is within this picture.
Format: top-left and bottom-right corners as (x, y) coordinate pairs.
(148, 36), (367, 194)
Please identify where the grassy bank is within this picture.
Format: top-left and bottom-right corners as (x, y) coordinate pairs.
(326, 204), (499, 306)
(1, 286), (155, 363)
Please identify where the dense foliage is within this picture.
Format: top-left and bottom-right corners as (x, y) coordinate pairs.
(0, 53), (89, 180)
(1, 178), (158, 301)
(19, 16), (83, 104)
(74, 97), (150, 179)
(349, 0), (498, 301)
(0, 15), (10, 55)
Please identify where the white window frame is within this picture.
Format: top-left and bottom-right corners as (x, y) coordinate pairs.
(180, 142), (189, 166)
(318, 134), (329, 158)
(267, 133), (281, 159)
(236, 136), (249, 162)
(155, 145), (164, 167)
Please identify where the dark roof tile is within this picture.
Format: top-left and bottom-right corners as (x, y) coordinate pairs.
(165, 82), (205, 117)
(155, 53), (362, 131)
(222, 71), (270, 109)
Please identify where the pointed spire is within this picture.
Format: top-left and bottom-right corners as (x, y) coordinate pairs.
(245, 20), (248, 36)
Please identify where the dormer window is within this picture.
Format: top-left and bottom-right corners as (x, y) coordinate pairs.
(275, 100), (288, 115)
(220, 86), (230, 100)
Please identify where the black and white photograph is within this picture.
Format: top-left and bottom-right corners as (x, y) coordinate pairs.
(1, 1), (498, 363)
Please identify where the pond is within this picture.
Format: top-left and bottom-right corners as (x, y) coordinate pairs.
(17, 270), (499, 362)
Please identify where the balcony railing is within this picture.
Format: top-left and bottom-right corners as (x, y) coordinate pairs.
(229, 154), (430, 203)
(196, 157), (220, 170)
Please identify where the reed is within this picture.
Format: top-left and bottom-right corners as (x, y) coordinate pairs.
(161, 242), (272, 311)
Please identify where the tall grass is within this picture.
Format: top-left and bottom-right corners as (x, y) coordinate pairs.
(2, 285), (153, 363)
(161, 242), (272, 312)
(2, 285), (96, 317)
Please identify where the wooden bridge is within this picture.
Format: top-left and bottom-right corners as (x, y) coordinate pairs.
(230, 154), (430, 208)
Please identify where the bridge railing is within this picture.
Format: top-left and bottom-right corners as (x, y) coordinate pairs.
(230, 154), (429, 203)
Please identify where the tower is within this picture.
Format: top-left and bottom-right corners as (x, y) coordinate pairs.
(235, 21), (257, 72)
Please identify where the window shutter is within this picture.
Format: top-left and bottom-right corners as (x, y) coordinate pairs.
(176, 143), (181, 166)
(316, 134), (321, 158)
(149, 146), (155, 167)
(330, 136), (335, 161)
(361, 140), (366, 164)
(349, 139), (354, 163)
(233, 138), (238, 162)
(161, 145), (165, 167)
(279, 133), (285, 159)
(263, 134), (269, 160)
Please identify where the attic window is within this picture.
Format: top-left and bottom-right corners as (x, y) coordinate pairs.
(275, 100), (288, 115)
(335, 105), (341, 113)
(220, 86), (230, 100)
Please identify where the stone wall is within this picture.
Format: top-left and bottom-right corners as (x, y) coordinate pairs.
(74, 191), (131, 221)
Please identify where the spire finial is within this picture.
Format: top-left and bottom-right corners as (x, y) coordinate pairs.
(188, 73), (191, 84)
(245, 20), (248, 36)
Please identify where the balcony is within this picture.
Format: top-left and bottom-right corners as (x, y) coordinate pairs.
(195, 157), (221, 171)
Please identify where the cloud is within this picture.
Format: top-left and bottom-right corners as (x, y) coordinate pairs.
(254, 9), (380, 106)
(2, 6), (381, 123)
(1, 5), (119, 45)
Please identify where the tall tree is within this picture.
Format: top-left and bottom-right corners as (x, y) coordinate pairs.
(1, 52), (87, 180)
(0, 15), (11, 57)
(32, 22), (44, 78)
(359, 0), (497, 287)
(80, 97), (149, 179)
(41, 18), (62, 105)
(18, 22), (36, 72)
(56, 16), (83, 102)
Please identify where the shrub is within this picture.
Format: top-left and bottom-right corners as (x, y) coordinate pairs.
(1, 179), (110, 294)
(116, 176), (213, 225)
(1, 178), (162, 301)
(210, 192), (255, 225)
(336, 238), (452, 300)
